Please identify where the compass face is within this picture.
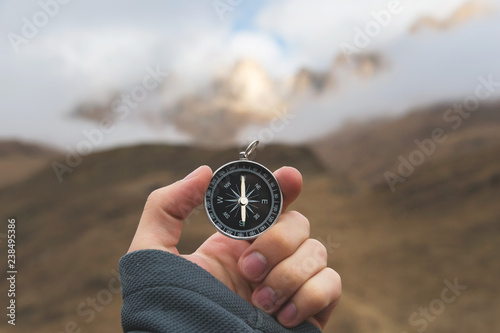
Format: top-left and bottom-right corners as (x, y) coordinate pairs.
(205, 160), (283, 240)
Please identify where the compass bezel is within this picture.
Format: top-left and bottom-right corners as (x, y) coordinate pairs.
(204, 160), (283, 240)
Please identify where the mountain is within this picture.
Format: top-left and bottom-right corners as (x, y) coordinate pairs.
(165, 52), (388, 141)
(169, 59), (286, 144)
(288, 52), (387, 96)
(0, 140), (58, 189)
(332, 52), (387, 81)
(311, 101), (500, 189)
(290, 67), (331, 95)
(1, 100), (499, 332)
(410, 1), (491, 34)
(71, 52), (389, 145)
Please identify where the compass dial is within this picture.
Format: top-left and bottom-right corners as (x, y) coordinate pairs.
(205, 160), (283, 240)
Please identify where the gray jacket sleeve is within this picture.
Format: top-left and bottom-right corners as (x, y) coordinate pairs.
(119, 249), (320, 333)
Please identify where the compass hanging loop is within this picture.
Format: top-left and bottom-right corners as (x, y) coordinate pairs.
(239, 140), (259, 160)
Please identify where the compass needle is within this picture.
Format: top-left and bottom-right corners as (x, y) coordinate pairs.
(241, 175), (246, 198)
(240, 175), (247, 225)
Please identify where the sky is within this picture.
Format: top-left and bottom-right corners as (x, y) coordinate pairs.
(1, 0), (499, 149)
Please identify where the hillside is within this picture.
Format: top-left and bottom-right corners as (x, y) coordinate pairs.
(0, 143), (332, 333)
(0, 141), (58, 190)
(1, 104), (499, 332)
(312, 101), (500, 189)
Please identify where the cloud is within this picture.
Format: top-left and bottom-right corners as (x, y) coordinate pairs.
(225, 32), (288, 75)
(0, 0), (229, 146)
(254, 0), (497, 71)
(1, 0), (499, 148)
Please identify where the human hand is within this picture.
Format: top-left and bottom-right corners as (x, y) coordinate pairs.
(128, 165), (341, 330)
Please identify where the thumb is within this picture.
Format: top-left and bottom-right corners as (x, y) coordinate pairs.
(128, 165), (213, 254)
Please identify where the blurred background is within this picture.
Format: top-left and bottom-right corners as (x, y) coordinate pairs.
(1, 0), (499, 332)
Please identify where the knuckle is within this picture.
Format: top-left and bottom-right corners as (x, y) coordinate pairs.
(286, 211), (310, 234)
(307, 239), (328, 263)
(327, 267), (341, 285)
(283, 267), (305, 287)
(275, 274), (298, 295)
(267, 231), (296, 255)
(297, 240), (327, 276)
(325, 268), (342, 298)
(272, 271), (304, 299)
(146, 189), (162, 204)
(306, 284), (331, 309)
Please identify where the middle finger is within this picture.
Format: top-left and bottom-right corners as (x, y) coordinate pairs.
(238, 211), (310, 283)
(251, 239), (327, 314)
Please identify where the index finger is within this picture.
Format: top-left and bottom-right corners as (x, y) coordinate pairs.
(274, 167), (303, 211)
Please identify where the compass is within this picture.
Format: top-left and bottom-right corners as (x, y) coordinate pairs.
(204, 141), (283, 240)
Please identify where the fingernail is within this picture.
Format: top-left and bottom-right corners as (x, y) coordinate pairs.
(183, 166), (202, 181)
(254, 287), (277, 312)
(242, 252), (267, 280)
(278, 302), (297, 326)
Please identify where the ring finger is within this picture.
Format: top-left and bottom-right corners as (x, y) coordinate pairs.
(277, 267), (341, 329)
(251, 239), (327, 314)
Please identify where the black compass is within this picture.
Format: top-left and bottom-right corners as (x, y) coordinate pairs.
(205, 141), (283, 240)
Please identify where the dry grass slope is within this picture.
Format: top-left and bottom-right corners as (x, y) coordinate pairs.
(1, 101), (499, 332)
